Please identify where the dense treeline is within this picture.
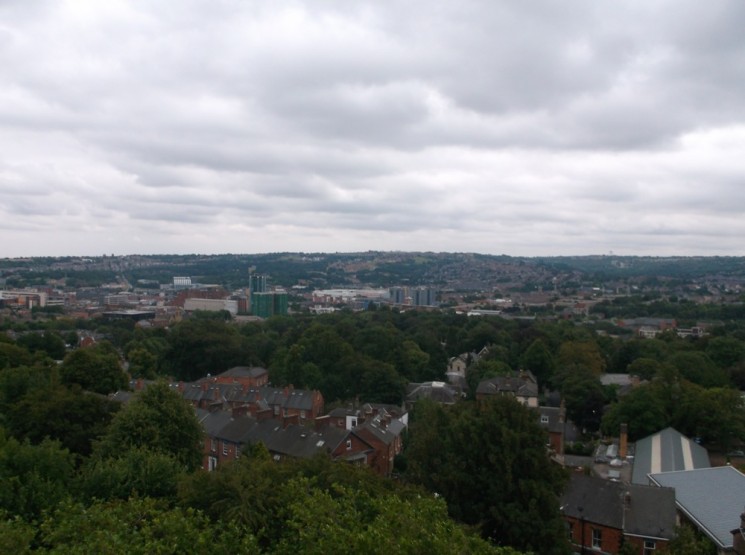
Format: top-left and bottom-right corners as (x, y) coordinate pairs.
(3, 306), (745, 551)
(0, 333), (518, 553)
(592, 295), (745, 322)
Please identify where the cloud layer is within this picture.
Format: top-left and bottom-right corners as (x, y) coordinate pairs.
(2, 0), (745, 256)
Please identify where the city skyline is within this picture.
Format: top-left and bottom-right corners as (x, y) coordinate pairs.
(1, 1), (745, 258)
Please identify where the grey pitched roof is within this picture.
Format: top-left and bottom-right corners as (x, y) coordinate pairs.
(631, 427), (710, 485)
(623, 482), (677, 539)
(406, 381), (460, 404)
(562, 474), (676, 539)
(217, 366), (268, 380)
(562, 474), (624, 529)
(328, 407), (360, 418)
(216, 415), (258, 444)
(649, 466), (745, 549)
(254, 421), (349, 459)
(197, 409), (234, 436)
(260, 386), (316, 411)
(476, 372), (538, 398)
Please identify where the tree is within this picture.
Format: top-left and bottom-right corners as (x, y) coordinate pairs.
(626, 357), (662, 381)
(0, 343), (33, 369)
(667, 523), (718, 555)
(601, 385), (668, 441)
(178, 447), (509, 555)
(697, 388), (745, 453)
(6, 384), (119, 457)
(37, 497), (259, 554)
(273, 477), (512, 555)
(96, 381), (203, 471)
(520, 338), (555, 385)
(667, 351), (729, 388)
(0, 432), (75, 521)
(705, 336), (745, 369)
(559, 365), (605, 432)
(160, 319), (249, 381)
(125, 347), (159, 379)
(406, 397), (569, 554)
(0, 513), (34, 555)
(59, 344), (128, 394)
(77, 447), (186, 502)
(16, 331), (66, 360)
(557, 341), (606, 376)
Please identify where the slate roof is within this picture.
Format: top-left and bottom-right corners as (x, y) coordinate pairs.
(182, 382), (316, 412)
(355, 413), (403, 446)
(561, 474), (676, 540)
(197, 409), (234, 437)
(199, 413), (351, 461)
(261, 386), (317, 411)
(649, 466), (745, 550)
(631, 427), (710, 485)
(406, 381), (461, 404)
(217, 366), (268, 380)
(250, 420), (349, 459)
(476, 371), (538, 398)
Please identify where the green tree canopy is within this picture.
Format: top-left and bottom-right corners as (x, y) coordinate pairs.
(178, 447), (510, 555)
(405, 397), (569, 554)
(6, 384), (119, 457)
(160, 318), (250, 381)
(0, 433), (75, 521)
(33, 497), (258, 554)
(96, 381), (203, 471)
(59, 344), (128, 394)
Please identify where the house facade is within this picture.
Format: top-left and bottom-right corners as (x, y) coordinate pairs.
(475, 370), (539, 407)
(562, 474), (676, 554)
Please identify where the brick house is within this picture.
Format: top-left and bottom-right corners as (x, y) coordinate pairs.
(352, 411), (405, 476)
(561, 474), (676, 554)
(197, 408), (379, 472)
(180, 379), (324, 423)
(475, 370), (539, 407)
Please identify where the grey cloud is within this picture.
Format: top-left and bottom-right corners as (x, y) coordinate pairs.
(1, 1), (745, 256)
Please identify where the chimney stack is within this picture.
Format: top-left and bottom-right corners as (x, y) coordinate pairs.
(732, 507), (745, 554)
(620, 423), (628, 459)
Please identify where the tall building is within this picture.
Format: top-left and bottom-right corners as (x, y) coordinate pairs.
(173, 276), (192, 289)
(389, 287), (406, 304)
(273, 290), (288, 315)
(249, 274), (267, 294)
(388, 286), (438, 307)
(412, 286), (437, 307)
(251, 290), (289, 318)
(252, 292), (275, 318)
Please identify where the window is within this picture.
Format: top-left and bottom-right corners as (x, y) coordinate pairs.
(210, 438), (217, 452)
(541, 415), (549, 424)
(346, 439), (352, 451)
(300, 409), (307, 419)
(235, 446), (241, 459)
(644, 540), (656, 554)
(566, 522), (573, 541)
(208, 456), (217, 471)
(222, 441), (228, 456)
(274, 405), (280, 415)
(592, 529), (602, 549)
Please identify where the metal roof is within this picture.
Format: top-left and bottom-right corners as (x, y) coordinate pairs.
(631, 427), (710, 484)
(649, 466), (745, 549)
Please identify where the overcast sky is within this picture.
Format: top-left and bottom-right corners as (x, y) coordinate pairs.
(2, 1), (745, 258)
